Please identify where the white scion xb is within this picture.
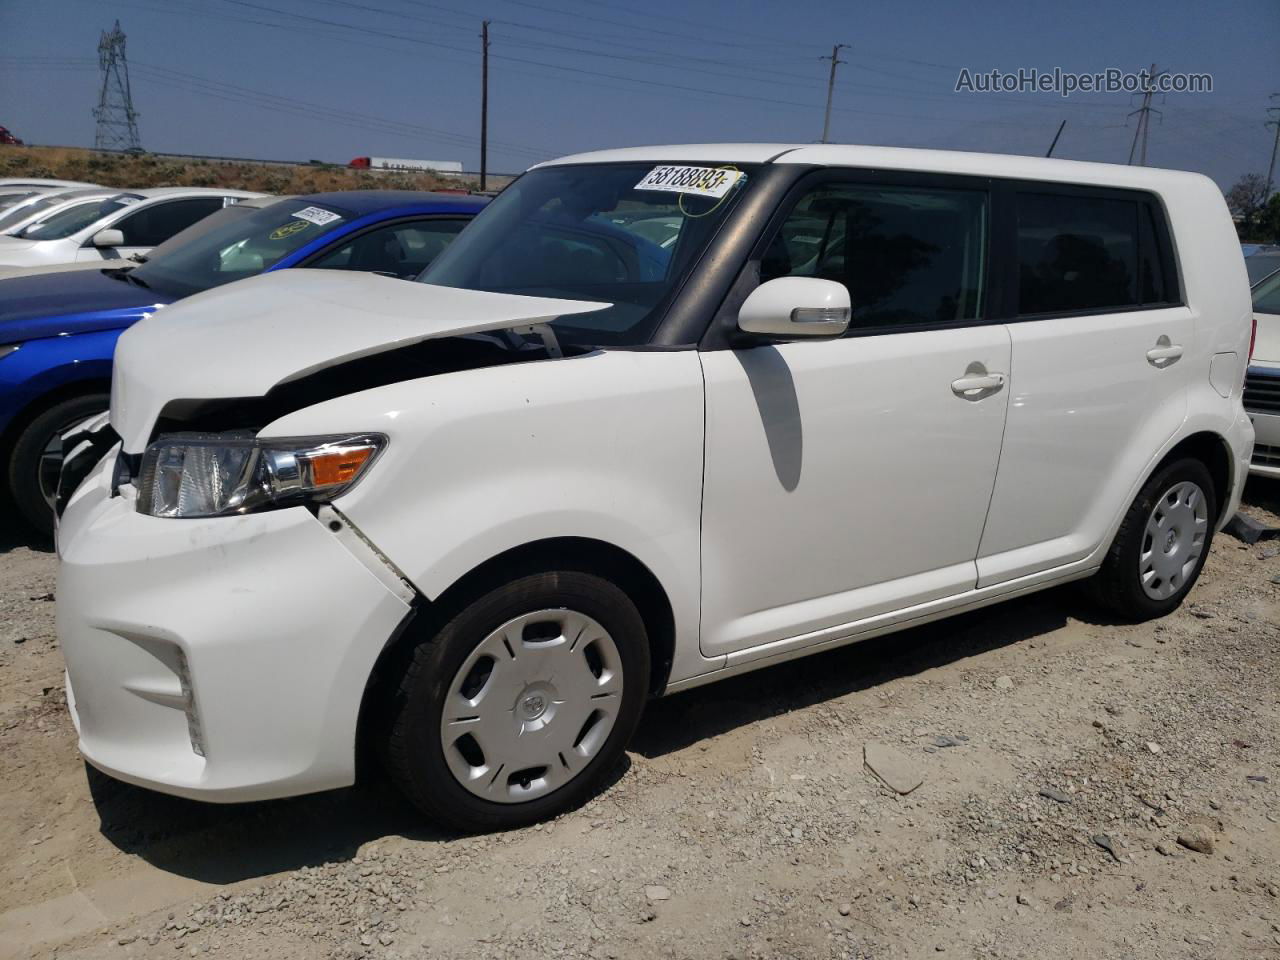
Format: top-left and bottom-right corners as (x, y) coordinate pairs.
(56, 144), (1254, 831)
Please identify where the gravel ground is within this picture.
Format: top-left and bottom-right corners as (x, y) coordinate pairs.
(1, 479), (1277, 960)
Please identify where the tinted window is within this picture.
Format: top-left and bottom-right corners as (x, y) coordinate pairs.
(761, 182), (988, 329)
(1016, 192), (1175, 314)
(308, 218), (468, 278)
(116, 198), (226, 246)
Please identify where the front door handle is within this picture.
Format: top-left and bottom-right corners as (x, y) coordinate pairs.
(951, 372), (1006, 399)
(1146, 336), (1183, 368)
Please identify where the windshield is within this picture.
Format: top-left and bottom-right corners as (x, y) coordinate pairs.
(420, 162), (755, 346)
(0, 191), (94, 234)
(1247, 254), (1280, 287)
(19, 194), (143, 241)
(0, 190), (39, 212)
(131, 198), (349, 297)
(1254, 266), (1280, 316)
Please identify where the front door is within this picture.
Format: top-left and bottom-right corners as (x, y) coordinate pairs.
(699, 173), (1009, 662)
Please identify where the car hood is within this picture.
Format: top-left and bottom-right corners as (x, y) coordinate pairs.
(111, 269), (609, 451)
(0, 268), (168, 341)
(1254, 312), (1280, 363)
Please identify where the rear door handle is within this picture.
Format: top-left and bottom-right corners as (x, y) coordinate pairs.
(1146, 338), (1183, 368)
(951, 372), (1006, 399)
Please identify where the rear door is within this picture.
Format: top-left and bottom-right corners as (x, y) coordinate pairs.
(699, 171), (1011, 662)
(976, 185), (1192, 585)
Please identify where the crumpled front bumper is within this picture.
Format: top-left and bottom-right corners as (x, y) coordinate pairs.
(56, 454), (412, 802)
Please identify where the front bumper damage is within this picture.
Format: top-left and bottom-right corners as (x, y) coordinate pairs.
(56, 453), (412, 802)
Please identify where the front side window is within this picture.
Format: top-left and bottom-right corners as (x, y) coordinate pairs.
(19, 194), (143, 240)
(420, 161), (757, 346)
(115, 197), (226, 247)
(1016, 192), (1177, 315)
(308, 219), (468, 279)
(760, 181), (988, 330)
(131, 199), (353, 297)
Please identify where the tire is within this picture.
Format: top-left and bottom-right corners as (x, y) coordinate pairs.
(1085, 457), (1217, 621)
(385, 570), (650, 832)
(6, 393), (109, 537)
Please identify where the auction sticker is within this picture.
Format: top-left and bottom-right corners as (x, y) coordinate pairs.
(634, 165), (743, 198)
(290, 205), (342, 226)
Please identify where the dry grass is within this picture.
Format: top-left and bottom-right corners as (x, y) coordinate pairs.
(0, 144), (492, 194)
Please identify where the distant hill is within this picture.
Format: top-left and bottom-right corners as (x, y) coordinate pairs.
(0, 144), (505, 194)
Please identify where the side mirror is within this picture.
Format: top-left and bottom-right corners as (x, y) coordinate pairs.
(91, 228), (125, 249)
(737, 277), (850, 339)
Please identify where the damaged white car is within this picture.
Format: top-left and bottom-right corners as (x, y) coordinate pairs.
(56, 145), (1254, 831)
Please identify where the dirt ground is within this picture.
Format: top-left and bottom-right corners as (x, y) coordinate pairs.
(1, 481), (1278, 960)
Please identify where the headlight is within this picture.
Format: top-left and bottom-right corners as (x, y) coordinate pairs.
(136, 433), (385, 518)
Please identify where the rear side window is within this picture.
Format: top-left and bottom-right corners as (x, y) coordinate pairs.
(1015, 191), (1178, 315)
(761, 182), (988, 331)
(116, 198), (225, 246)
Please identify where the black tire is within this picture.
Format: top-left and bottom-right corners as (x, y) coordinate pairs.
(1085, 457), (1217, 621)
(7, 393), (109, 537)
(385, 570), (650, 832)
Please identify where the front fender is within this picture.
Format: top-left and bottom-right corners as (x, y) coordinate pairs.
(263, 349), (716, 685)
(0, 330), (119, 435)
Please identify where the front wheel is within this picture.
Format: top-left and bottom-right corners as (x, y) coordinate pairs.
(7, 393), (109, 537)
(385, 571), (650, 832)
(1086, 457), (1217, 621)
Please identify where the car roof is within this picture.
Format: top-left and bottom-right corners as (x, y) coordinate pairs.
(131, 186), (267, 199)
(535, 143), (1215, 190)
(301, 189), (489, 216)
(0, 178), (102, 189)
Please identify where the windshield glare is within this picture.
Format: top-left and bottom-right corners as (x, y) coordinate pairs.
(19, 194), (143, 241)
(419, 162), (754, 346)
(131, 199), (349, 297)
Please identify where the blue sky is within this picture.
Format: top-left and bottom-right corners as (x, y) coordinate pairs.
(1, 0), (1276, 188)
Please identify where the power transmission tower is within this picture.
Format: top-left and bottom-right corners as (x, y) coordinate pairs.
(819, 43), (849, 144)
(1127, 63), (1164, 166)
(93, 20), (142, 152)
(480, 19), (490, 191)
(1265, 93), (1279, 201)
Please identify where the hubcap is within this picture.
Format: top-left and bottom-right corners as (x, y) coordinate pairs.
(439, 609), (623, 804)
(1139, 480), (1208, 600)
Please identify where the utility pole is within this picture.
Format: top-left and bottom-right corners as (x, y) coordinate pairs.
(1265, 93), (1279, 202)
(1127, 63), (1164, 166)
(480, 19), (489, 192)
(1045, 119), (1066, 157)
(92, 20), (142, 153)
(819, 43), (849, 144)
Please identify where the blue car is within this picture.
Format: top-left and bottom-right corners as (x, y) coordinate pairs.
(0, 190), (488, 533)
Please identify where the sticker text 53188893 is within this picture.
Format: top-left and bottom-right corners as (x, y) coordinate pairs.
(634, 166), (743, 199)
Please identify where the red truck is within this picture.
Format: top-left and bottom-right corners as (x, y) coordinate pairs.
(0, 126), (24, 146)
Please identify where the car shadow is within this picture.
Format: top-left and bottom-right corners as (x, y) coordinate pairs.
(633, 585), (1076, 759)
(86, 756), (633, 886)
(0, 514), (52, 555)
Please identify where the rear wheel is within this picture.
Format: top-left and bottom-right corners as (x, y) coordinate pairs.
(385, 570), (649, 832)
(1086, 458), (1217, 621)
(7, 393), (108, 537)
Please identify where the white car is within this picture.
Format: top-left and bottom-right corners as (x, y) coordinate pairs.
(56, 144), (1253, 832)
(1244, 265), (1280, 476)
(0, 193), (287, 280)
(0, 187), (265, 268)
(0, 187), (121, 237)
